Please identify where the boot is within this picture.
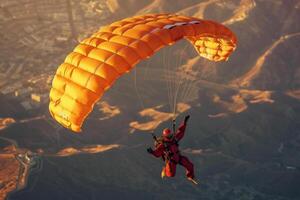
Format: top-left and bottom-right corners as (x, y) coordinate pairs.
(161, 167), (166, 179)
(187, 177), (198, 185)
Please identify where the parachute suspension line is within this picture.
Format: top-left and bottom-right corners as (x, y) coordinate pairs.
(133, 67), (145, 110)
(178, 44), (196, 105)
(170, 43), (181, 118)
(172, 119), (176, 134)
(181, 58), (203, 104)
(164, 46), (175, 116)
(142, 59), (157, 96)
(162, 47), (170, 112)
(185, 60), (205, 103)
(177, 45), (192, 104)
(184, 78), (198, 104)
(169, 45), (177, 118)
(142, 57), (151, 83)
(168, 45), (177, 117)
(172, 43), (190, 117)
(172, 50), (182, 117)
(162, 42), (192, 120)
(180, 70), (196, 104)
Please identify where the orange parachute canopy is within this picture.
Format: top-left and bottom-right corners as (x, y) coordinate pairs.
(49, 13), (237, 132)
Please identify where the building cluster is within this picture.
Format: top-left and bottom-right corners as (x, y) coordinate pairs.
(2, 72), (52, 111)
(0, 0), (111, 111)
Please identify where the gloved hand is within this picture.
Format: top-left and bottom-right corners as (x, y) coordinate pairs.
(147, 147), (153, 154)
(184, 115), (190, 124)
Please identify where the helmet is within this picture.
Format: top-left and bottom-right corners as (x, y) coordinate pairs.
(162, 128), (171, 137)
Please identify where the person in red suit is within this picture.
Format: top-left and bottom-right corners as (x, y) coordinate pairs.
(147, 115), (197, 184)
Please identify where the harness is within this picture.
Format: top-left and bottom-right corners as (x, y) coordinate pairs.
(156, 138), (180, 163)
(154, 119), (181, 163)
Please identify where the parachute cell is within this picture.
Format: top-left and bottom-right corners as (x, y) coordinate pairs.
(49, 13), (237, 132)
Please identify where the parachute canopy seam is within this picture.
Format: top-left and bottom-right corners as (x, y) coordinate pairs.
(67, 51), (122, 77)
(55, 74), (99, 96)
(62, 61), (109, 91)
(95, 40), (142, 60)
(51, 86), (90, 108)
(80, 37), (107, 48)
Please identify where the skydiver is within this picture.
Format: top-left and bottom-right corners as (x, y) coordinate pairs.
(147, 115), (198, 184)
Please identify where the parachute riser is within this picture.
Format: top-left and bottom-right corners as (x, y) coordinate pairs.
(172, 119), (176, 135)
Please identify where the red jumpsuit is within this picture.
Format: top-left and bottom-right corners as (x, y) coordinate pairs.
(150, 123), (195, 179)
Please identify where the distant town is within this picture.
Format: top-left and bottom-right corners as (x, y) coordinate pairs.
(0, 0), (114, 112)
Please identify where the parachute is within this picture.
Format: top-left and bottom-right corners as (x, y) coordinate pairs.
(49, 13), (237, 132)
